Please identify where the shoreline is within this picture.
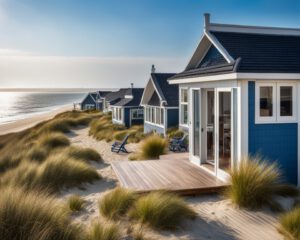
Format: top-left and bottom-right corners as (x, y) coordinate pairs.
(0, 104), (73, 136)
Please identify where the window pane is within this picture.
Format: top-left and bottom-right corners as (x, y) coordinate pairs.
(181, 89), (188, 103)
(151, 108), (155, 123)
(280, 86), (293, 116)
(160, 109), (164, 125)
(183, 105), (188, 124)
(260, 86), (273, 117)
(156, 108), (160, 124)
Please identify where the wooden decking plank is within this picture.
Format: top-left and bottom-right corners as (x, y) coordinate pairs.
(111, 156), (228, 195)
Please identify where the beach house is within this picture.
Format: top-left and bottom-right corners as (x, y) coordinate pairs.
(102, 89), (127, 113)
(168, 14), (300, 185)
(95, 91), (112, 111)
(81, 92), (98, 111)
(140, 68), (179, 136)
(110, 86), (144, 128)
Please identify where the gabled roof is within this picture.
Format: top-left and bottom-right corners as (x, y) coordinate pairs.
(150, 73), (178, 106)
(113, 88), (144, 107)
(169, 14), (300, 82)
(81, 92), (97, 104)
(104, 89), (128, 103)
(97, 91), (111, 98)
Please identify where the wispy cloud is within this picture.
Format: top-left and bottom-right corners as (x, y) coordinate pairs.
(0, 48), (35, 56)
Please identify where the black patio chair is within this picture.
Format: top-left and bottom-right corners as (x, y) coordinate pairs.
(111, 134), (129, 153)
(169, 134), (188, 152)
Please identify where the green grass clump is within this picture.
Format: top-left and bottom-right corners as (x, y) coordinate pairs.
(68, 195), (85, 212)
(130, 192), (196, 230)
(225, 156), (299, 210)
(166, 127), (184, 139)
(1, 154), (100, 192)
(88, 221), (121, 240)
(278, 206), (300, 240)
(89, 115), (144, 143)
(65, 146), (102, 162)
(137, 135), (167, 160)
(0, 187), (83, 240)
(38, 133), (70, 149)
(99, 187), (136, 220)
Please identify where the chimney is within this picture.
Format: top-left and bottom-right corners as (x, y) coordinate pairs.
(151, 64), (156, 73)
(204, 13), (210, 32)
(131, 83), (134, 89)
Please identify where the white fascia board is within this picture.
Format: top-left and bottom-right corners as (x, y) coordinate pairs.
(204, 31), (234, 63)
(169, 73), (300, 85)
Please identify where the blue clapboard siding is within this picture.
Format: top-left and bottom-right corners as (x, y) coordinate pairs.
(81, 95), (96, 110)
(248, 81), (298, 184)
(124, 108), (130, 127)
(144, 122), (165, 135)
(167, 109), (179, 128)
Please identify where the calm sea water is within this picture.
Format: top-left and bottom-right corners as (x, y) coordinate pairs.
(0, 92), (86, 124)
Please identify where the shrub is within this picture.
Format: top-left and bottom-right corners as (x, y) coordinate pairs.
(167, 127), (184, 139)
(88, 221), (120, 240)
(38, 133), (70, 149)
(138, 135), (167, 160)
(225, 156), (299, 210)
(278, 206), (300, 240)
(65, 146), (102, 162)
(99, 187), (136, 220)
(0, 187), (83, 240)
(130, 192), (196, 229)
(68, 195), (85, 212)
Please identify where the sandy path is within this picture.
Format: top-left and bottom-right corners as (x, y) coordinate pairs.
(0, 104), (73, 135)
(62, 126), (283, 240)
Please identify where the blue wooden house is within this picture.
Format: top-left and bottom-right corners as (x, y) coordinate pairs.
(95, 91), (111, 111)
(168, 13), (300, 185)
(110, 87), (144, 128)
(81, 92), (98, 111)
(140, 72), (179, 136)
(102, 89), (127, 113)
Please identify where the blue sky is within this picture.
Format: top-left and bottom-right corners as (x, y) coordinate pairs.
(0, 0), (300, 88)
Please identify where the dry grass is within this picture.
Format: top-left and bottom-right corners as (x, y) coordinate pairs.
(38, 132), (70, 149)
(166, 127), (184, 139)
(130, 135), (167, 160)
(89, 114), (145, 143)
(130, 191), (196, 230)
(68, 195), (85, 212)
(0, 187), (83, 240)
(87, 220), (121, 240)
(225, 156), (299, 210)
(63, 146), (102, 162)
(278, 206), (300, 240)
(99, 187), (136, 220)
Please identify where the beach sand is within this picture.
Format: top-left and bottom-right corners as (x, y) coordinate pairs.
(61, 127), (284, 240)
(0, 104), (73, 135)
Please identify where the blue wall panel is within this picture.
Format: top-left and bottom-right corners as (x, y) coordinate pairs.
(167, 109), (179, 128)
(248, 81), (298, 184)
(124, 108), (130, 127)
(81, 95), (96, 110)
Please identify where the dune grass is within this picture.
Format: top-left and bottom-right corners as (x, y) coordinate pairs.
(225, 156), (299, 210)
(166, 127), (184, 139)
(130, 135), (168, 160)
(38, 132), (70, 149)
(64, 146), (102, 162)
(0, 187), (83, 240)
(99, 187), (136, 220)
(88, 220), (121, 240)
(130, 191), (197, 230)
(68, 195), (85, 212)
(278, 206), (300, 240)
(89, 114), (145, 143)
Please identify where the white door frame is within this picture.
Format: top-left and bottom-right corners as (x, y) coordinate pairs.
(190, 88), (201, 165)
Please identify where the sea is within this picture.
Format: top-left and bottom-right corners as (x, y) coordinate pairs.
(0, 91), (86, 125)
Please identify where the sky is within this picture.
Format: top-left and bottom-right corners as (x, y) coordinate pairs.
(0, 0), (300, 88)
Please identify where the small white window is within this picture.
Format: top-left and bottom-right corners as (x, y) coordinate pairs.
(180, 88), (188, 125)
(255, 82), (296, 124)
(132, 109), (144, 119)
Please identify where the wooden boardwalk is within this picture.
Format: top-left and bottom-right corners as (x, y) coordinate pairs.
(111, 156), (228, 195)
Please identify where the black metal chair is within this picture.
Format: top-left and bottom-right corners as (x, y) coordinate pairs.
(169, 134), (188, 152)
(111, 134), (129, 153)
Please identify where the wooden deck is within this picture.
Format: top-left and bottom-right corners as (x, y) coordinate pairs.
(112, 155), (228, 195)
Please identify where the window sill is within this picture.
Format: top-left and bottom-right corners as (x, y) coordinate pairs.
(145, 121), (164, 128)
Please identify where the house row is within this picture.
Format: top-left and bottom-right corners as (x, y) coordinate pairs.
(82, 13), (300, 185)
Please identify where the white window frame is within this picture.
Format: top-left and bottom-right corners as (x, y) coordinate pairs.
(180, 88), (189, 127)
(112, 107), (123, 122)
(144, 106), (164, 127)
(255, 81), (297, 124)
(277, 82), (297, 123)
(131, 108), (144, 120)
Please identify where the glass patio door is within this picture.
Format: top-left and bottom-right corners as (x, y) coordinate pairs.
(191, 89), (201, 163)
(216, 89), (232, 179)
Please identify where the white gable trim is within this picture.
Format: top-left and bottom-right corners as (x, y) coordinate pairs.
(81, 93), (96, 104)
(204, 31), (234, 63)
